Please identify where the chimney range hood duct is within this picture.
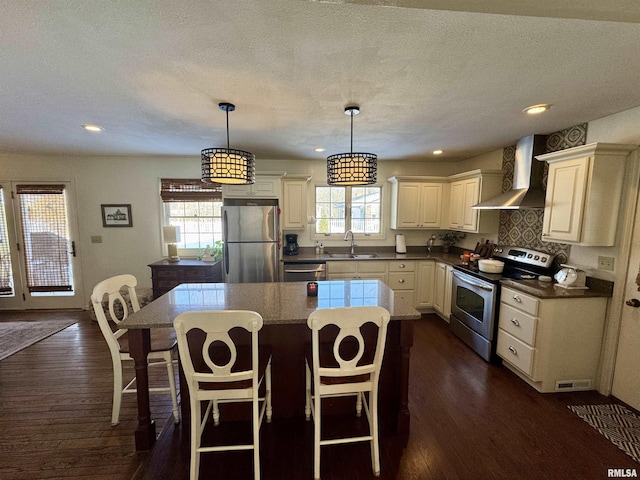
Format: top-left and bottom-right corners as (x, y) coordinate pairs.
(472, 135), (548, 210)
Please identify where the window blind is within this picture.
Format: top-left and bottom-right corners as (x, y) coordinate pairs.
(16, 184), (72, 292)
(160, 179), (222, 202)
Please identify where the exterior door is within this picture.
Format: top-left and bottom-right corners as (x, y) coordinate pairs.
(0, 181), (84, 309)
(612, 186), (640, 410)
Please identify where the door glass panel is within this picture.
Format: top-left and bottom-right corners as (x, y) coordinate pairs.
(0, 187), (14, 296)
(16, 184), (73, 294)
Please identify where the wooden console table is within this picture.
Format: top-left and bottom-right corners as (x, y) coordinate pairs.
(148, 259), (223, 298)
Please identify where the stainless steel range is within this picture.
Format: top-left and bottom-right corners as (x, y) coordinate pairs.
(449, 246), (555, 361)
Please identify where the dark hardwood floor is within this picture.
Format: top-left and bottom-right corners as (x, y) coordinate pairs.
(0, 311), (636, 479)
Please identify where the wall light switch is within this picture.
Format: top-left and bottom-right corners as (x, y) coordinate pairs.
(598, 256), (614, 271)
(91, 235), (102, 244)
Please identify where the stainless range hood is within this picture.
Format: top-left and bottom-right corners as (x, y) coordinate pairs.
(472, 135), (548, 210)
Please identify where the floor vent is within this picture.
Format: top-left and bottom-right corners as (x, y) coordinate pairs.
(555, 379), (592, 392)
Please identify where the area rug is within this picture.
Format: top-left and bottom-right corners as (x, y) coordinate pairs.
(0, 320), (77, 361)
(569, 404), (640, 464)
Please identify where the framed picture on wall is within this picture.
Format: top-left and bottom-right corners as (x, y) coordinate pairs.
(101, 204), (133, 227)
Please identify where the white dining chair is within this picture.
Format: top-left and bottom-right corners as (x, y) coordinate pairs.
(305, 305), (391, 480)
(174, 310), (272, 480)
(91, 274), (179, 426)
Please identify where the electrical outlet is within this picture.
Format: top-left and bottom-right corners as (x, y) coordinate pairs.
(91, 235), (102, 244)
(598, 256), (614, 271)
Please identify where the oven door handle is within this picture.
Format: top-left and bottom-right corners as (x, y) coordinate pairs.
(453, 271), (494, 291)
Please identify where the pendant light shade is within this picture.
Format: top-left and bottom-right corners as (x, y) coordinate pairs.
(201, 103), (255, 185)
(327, 106), (377, 185)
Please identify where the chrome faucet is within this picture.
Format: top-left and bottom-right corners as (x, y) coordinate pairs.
(344, 230), (356, 255)
(427, 234), (436, 253)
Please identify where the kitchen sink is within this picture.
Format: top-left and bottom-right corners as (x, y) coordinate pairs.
(328, 253), (379, 259)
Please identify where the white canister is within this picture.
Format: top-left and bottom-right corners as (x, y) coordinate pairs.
(395, 234), (407, 254)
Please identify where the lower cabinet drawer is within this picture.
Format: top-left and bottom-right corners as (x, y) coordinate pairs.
(499, 303), (537, 345)
(501, 286), (539, 316)
(388, 272), (416, 290)
(388, 261), (416, 272)
(497, 329), (535, 377)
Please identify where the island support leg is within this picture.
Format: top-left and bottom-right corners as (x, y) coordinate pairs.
(127, 328), (156, 451)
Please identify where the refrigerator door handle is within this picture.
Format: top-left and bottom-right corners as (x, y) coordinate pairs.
(223, 210), (230, 275)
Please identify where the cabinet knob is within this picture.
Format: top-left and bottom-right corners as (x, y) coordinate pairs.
(508, 346), (518, 355)
(510, 318), (520, 326)
(398, 278), (405, 283)
(512, 294), (522, 303)
(399, 264), (405, 268)
(626, 298), (640, 308)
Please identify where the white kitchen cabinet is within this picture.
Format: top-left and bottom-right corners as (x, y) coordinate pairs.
(221, 175), (282, 198)
(282, 176), (311, 230)
(326, 261), (388, 283)
(496, 286), (607, 393)
(433, 262), (454, 321)
(415, 261), (435, 310)
(387, 177), (446, 229)
(327, 260), (417, 306)
(536, 143), (635, 246)
(447, 170), (503, 233)
(388, 260), (416, 307)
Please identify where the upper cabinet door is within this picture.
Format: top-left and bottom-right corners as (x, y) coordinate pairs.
(448, 171), (502, 233)
(542, 157), (589, 243)
(282, 179), (308, 230)
(461, 177), (480, 231)
(449, 178), (480, 231)
(448, 181), (465, 229)
(396, 183), (422, 227)
(537, 143), (635, 246)
(389, 179), (444, 229)
(222, 176), (281, 198)
(419, 183), (443, 228)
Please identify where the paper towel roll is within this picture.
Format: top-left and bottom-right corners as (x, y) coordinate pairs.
(395, 234), (407, 254)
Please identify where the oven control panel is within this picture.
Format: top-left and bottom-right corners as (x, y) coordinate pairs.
(492, 245), (555, 269)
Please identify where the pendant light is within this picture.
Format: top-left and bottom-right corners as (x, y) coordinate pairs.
(201, 102), (255, 185)
(327, 105), (377, 185)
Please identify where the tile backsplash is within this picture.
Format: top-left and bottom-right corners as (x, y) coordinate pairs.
(497, 123), (588, 265)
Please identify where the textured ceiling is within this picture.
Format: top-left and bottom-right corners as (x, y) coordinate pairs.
(1, 0), (640, 162)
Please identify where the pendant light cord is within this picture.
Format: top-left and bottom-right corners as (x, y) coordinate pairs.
(226, 109), (230, 149)
(350, 110), (354, 154)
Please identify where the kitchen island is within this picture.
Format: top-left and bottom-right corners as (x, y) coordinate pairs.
(119, 280), (421, 451)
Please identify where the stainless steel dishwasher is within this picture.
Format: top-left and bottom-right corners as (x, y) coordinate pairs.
(283, 262), (326, 282)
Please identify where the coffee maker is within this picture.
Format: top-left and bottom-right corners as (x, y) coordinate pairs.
(284, 234), (299, 256)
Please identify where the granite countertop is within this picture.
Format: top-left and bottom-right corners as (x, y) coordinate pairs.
(500, 278), (613, 299)
(282, 247), (614, 300)
(282, 247), (462, 265)
(119, 280), (421, 329)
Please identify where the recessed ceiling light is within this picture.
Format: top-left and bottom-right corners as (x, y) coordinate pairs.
(314, 147), (326, 152)
(432, 149), (443, 155)
(82, 124), (104, 132)
(523, 104), (552, 115)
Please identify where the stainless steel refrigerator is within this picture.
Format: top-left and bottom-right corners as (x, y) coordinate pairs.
(222, 198), (279, 283)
